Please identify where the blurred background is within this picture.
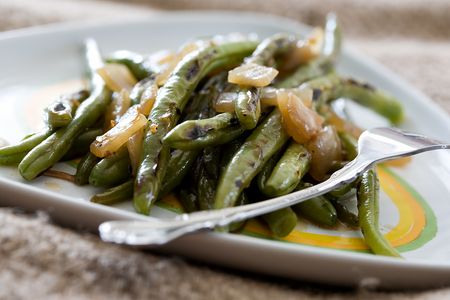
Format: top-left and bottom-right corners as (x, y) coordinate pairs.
(1, 0), (449, 114)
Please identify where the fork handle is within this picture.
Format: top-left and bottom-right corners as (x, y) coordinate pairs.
(99, 156), (371, 246)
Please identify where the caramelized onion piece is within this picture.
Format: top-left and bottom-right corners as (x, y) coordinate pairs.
(308, 125), (342, 181)
(277, 89), (323, 144)
(295, 27), (324, 64)
(321, 105), (363, 138)
(281, 27), (324, 70)
(91, 106), (148, 158)
(138, 82), (158, 116)
(96, 63), (137, 92)
(228, 63), (279, 87)
(127, 127), (145, 176)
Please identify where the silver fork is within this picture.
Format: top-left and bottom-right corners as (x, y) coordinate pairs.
(99, 127), (449, 246)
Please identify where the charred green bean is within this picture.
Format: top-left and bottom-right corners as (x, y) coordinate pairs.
(214, 109), (290, 209)
(163, 112), (245, 150)
(89, 147), (131, 187)
(134, 40), (257, 214)
(357, 169), (401, 257)
(18, 39), (112, 180)
(293, 183), (337, 227)
(91, 180), (133, 205)
(0, 130), (52, 165)
(45, 90), (90, 129)
(263, 142), (310, 197)
(262, 207), (298, 238)
(75, 152), (99, 185)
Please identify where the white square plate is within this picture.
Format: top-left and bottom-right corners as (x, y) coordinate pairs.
(1, 11), (450, 289)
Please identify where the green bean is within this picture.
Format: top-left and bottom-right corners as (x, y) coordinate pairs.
(107, 50), (153, 80)
(275, 58), (333, 89)
(327, 182), (355, 199)
(18, 39), (112, 180)
(256, 152), (281, 193)
(0, 91), (90, 165)
(234, 87), (261, 130)
(160, 149), (200, 196)
(214, 109), (290, 209)
(329, 192), (359, 228)
(161, 73), (226, 196)
(0, 130), (52, 165)
(300, 74), (404, 125)
(181, 77), (223, 210)
(357, 169), (401, 257)
(247, 33), (295, 66)
(177, 188), (199, 213)
(75, 152), (99, 185)
(196, 147), (221, 211)
(163, 112), (245, 150)
(338, 131), (358, 161)
(293, 183), (337, 227)
(92, 73), (224, 193)
(263, 142), (311, 197)
(219, 136), (246, 174)
(294, 195), (337, 227)
(91, 180), (133, 205)
(62, 128), (103, 161)
(89, 147), (131, 187)
(134, 40), (258, 215)
(229, 192), (249, 232)
(45, 90), (90, 129)
(262, 207), (298, 238)
(300, 73), (341, 108)
(336, 79), (404, 125)
(234, 34), (295, 129)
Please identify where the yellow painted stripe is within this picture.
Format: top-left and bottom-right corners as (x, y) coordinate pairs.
(244, 166), (426, 250)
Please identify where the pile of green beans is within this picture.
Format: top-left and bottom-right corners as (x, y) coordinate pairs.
(0, 14), (406, 257)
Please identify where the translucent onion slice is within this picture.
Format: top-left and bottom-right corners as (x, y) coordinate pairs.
(228, 63), (279, 87)
(96, 63), (137, 92)
(127, 127), (145, 176)
(321, 105), (362, 138)
(154, 58), (178, 87)
(91, 106), (148, 158)
(295, 27), (324, 64)
(148, 49), (177, 71)
(281, 27), (325, 71)
(308, 125), (342, 181)
(138, 82), (158, 116)
(112, 90), (131, 123)
(277, 89), (323, 144)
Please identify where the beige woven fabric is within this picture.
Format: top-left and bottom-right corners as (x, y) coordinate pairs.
(0, 0), (449, 299)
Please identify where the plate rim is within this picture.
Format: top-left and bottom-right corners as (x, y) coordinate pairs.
(1, 10), (450, 287)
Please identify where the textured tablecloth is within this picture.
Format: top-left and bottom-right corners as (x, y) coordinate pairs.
(0, 0), (449, 299)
